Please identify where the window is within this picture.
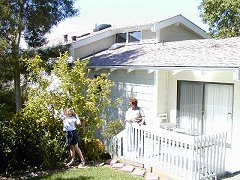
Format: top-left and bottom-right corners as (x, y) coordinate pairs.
(128, 31), (141, 42)
(116, 31), (142, 43)
(177, 81), (233, 145)
(116, 33), (127, 43)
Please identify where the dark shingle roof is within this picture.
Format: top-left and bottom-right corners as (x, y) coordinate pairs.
(88, 37), (240, 69)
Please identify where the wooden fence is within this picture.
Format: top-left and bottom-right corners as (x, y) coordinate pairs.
(109, 123), (227, 180)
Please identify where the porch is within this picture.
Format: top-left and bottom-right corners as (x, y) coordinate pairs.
(109, 123), (227, 180)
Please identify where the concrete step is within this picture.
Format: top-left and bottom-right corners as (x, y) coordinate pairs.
(120, 158), (144, 168)
(121, 165), (135, 172)
(112, 163), (125, 168)
(145, 173), (159, 180)
(131, 167), (146, 177)
(105, 158), (118, 165)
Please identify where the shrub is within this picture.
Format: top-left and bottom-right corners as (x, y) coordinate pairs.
(0, 104), (15, 174)
(101, 120), (124, 139)
(0, 52), (117, 174)
(81, 138), (105, 161)
(2, 112), (68, 173)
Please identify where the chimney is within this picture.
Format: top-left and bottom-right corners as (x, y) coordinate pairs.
(71, 36), (76, 41)
(63, 34), (68, 43)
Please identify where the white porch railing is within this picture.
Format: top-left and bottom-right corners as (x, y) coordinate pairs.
(109, 123), (227, 180)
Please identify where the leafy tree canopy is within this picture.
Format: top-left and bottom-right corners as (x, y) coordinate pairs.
(199, 0), (240, 38)
(0, 0), (78, 47)
(0, 0), (78, 111)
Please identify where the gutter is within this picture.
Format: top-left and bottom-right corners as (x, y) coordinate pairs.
(88, 65), (240, 72)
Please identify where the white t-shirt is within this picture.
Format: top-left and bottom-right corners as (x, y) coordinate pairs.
(62, 115), (80, 131)
(126, 107), (145, 123)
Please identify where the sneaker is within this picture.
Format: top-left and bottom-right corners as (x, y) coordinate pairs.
(82, 160), (85, 166)
(78, 161), (85, 168)
(66, 160), (74, 167)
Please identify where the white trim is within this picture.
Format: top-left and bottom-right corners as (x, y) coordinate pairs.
(233, 68), (240, 81)
(175, 22), (180, 27)
(153, 15), (210, 39)
(88, 66), (238, 72)
(110, 68), (117, 72)
(156, 30), (160, 43)
(126, 32), (129, 44)
(172, 70), (183, 75)
(127, 68), (134, 73)
(148, 69), (155, 74)
(95, 67), (102, 71)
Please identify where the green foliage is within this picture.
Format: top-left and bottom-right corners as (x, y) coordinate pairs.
(0, 52), (116, 173)
(101, 120), (125, 139)
(4, 112), (65, 172)
(0, 0), (78, 111)
(0, 0), (78, 48)
(48, 52), (115, 140)
(81, 138), (105, 161)
(0, 89), (15, 112)
(23, 44), (71, 74)
(19, 52), (114, 166)
(199, 0), (240, 38)
(39, 131), (67, 168)
(0, 104), (15, 173)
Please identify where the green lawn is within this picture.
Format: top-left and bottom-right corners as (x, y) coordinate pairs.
(29, 166), (144, 180)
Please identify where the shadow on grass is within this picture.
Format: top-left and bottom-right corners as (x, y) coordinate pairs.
(30, 175), (93, 180)
(220, 171), (240, 179)
(24, 167), (94, 180)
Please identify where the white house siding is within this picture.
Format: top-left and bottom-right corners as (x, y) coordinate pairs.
(165, 69), (240, 172)
(227, 82), (240, 172)
(160, 24), (203, 42)
(89, 69), (155, 125)
(73, 36), (114, 59)
(142, 29), (156, 41)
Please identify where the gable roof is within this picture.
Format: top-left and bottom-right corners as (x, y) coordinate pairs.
(71, 14), (210, 49)
(88, 36), (240, 70)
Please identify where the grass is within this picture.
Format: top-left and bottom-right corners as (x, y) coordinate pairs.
(28, 166), (144, 180)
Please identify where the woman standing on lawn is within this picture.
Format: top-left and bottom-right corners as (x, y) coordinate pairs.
(62, 108), (85, 167)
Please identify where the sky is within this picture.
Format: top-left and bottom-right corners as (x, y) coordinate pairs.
(47, 0), (209, 41)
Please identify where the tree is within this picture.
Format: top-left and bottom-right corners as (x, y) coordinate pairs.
(20, 52), (116, 164)
(0, 0), (78, 111)
(199, 0), (240, 38)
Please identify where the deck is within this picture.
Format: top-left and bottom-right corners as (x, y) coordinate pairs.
(109, 123), (227, 180)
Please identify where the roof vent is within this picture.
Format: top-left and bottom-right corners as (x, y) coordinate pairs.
(109, 43), (125, 50)
(63, 34), (68, 42)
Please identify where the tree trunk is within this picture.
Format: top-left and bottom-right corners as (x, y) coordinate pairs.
(14, 67), (22, 112)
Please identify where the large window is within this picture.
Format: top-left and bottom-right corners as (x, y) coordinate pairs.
(177, 81), (233, 145)
(128, 31), (141, 42)
(116, 33), (127, 43)
(116, 31), (141, 43)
